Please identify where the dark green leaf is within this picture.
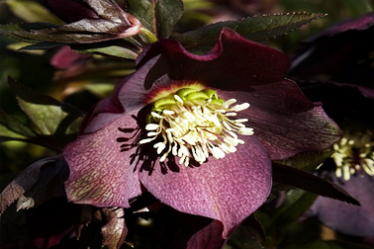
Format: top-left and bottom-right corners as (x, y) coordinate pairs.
(74, 45), (138, 59)
(155, 0), (183, 38)
(127, 0), (157, 34)
(225, 215), (266, 249)
(284, 240), (374, 249)
(177, 12), (327, 48)
(127, 0), (183, 38)
(272, 163), (360, 206)
(0, 109), (36, 142)
(19, 42), (62, 50)
(275, 149), (334, 172)
(271, 189), (317, 227)
(8, 77), (82, 136)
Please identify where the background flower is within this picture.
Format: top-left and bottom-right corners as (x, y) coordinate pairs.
(289, 12), (374, 242)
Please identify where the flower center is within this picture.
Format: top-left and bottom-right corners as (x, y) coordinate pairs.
(139, 88), (254, 166)
(332, 132), (374, 181)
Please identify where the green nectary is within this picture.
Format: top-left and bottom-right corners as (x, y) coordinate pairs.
(149, 88), (224, 123)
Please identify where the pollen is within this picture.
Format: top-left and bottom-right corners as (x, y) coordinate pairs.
(138, 88), (254, 166)
(332, 132), (374, 181)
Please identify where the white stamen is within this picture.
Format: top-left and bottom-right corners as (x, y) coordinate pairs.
(234, 118), (248, 123)
(174, 95), (184, 104)
(145, 123), (159, 131)
(139, 91), (255, 167)
(230, 103), (250, 112)
(332, 134), (374, 181)
(139, 138), (156, 144)
(163, 110), (175, 115)
(151, 112), (164, 119)
(223, 99), (237, 108)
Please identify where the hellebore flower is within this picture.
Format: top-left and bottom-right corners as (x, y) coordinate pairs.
(289, 12), (374, 239)
(309, 127), (374, 238)
(63, 28), (340, 238)
(289, 11), (374, 98)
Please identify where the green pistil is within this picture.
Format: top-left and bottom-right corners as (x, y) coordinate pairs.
(201, 89), (218, 99)
(154, 96), (177, 109)
(148, 88), (223, 123)
(175, 88), (199, 99)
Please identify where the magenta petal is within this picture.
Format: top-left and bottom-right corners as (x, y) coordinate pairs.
(220, 79), (341, 160)
(139, 136), (272, 237)
(50, 46), (86, 69)
(64, 114), (142, 207)
(138, 28), (289, 91)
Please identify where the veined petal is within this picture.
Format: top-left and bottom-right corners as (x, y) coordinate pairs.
(138, 135), (272, 237)
(64, 112), (142, 207)
(220, 79), (342, 160)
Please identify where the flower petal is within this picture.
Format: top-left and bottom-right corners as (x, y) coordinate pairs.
(138, 28), (289, 91)
(219, 79), (341, 160)
(138, 135), (272, 237)
(64, 113), (142, 207)
(310, 173), (374, 237)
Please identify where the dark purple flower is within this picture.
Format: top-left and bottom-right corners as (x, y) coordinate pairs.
(63, 28), (340, 238)
(289, 12), (374, 239)
(289, 11), (374, 98)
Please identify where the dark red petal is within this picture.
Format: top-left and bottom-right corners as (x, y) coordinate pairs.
(220, 79), (341, 160)
(138, 28), (289, 91)
(311, 173), (374, 237)
(139, 135), (272, 237)
(64, 113), (142, 207)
